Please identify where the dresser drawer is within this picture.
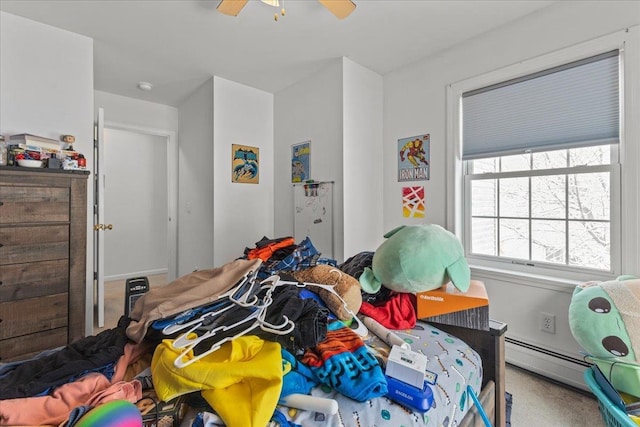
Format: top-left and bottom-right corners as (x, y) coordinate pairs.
(0, 327), (68, 362)
(0, 260), (69, 302)
(0, 225), (69, 265)
(0, 293), (68, 340)
(0, 168), (88, 359)
(0, 185), (70, 224)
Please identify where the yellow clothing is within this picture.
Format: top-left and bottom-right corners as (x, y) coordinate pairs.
(151, 335), (282, 427)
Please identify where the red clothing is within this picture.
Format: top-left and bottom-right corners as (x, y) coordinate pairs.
(358, 292), (417, 330)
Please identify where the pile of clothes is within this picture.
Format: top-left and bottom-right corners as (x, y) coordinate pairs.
(0, 238), (391, 427)
(242, 236), (337, 279)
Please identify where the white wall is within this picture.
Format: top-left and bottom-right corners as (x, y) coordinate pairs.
(177, 78), (215, 276)
(94, 90), (179, 132)
(0, 11), (95, 334)
(0, 12), (93, 142)
(383, 0), (640, 389)
(213, 76), (274, 266)
(342, 57), (384, 256)
(274, 58), (385, 262)
(274, 60), (344, 260)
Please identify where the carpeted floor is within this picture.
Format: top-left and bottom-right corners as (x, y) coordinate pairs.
(506, 364), (604, 426)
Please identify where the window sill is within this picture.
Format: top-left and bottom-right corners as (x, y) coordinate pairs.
(469, 264), (589, 292)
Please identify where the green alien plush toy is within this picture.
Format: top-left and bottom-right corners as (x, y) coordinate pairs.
(359, 224), (471, 294)
(569, 276), (640, 396)
(569, 277), (640, 362)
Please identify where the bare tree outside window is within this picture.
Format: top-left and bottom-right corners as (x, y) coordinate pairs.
(468, 145), (611, 271)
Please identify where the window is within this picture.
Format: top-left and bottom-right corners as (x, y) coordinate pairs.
(465, 145), (617, 272)
(459, 49), (621, 277)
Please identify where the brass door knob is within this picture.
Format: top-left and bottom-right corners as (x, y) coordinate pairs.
(93, 223), (113, 231)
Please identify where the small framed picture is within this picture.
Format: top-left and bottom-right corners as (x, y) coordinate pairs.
(398, 134), (430, 182)
(232, 144), (259, 184)
(292, 141), (310, 183)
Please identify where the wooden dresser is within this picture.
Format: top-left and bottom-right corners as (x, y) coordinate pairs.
(0, 167), (89, 361)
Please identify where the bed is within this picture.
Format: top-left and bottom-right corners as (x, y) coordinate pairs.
(307, 320), (507, 427)
(273, 318), (499, 427)
(0, 257), (506, 427)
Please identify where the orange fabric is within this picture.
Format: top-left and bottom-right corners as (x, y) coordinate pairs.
(246, 237), (295, 261)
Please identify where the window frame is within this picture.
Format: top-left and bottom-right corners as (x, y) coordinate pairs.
(446, 27), (640, 283)
(462, 153), (621, 279)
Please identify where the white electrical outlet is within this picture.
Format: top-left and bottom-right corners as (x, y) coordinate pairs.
(540, 312), (556, 334)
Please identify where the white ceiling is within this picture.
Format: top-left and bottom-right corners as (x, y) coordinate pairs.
(0, 0), (556, 106)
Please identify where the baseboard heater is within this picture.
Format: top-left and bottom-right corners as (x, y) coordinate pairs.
(505, 337), (590, 368)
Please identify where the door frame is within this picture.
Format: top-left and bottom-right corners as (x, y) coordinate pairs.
(103, 120), (179, 283)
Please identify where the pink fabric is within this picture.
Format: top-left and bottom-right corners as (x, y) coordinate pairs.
(86, 379), (142, 407)
(0, 373), (109, 426)
(0, 373), (142, 426)
(111, 340), (153, 383)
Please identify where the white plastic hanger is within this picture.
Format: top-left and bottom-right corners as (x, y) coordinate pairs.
(161, 269), (262, 336)
(161, 299), (236, 335)
(171, 278), (294, 368)
(262, 273), (369, 337)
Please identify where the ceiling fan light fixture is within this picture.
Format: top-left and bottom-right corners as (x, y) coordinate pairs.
(263, 0), (285, 21)
(260, 0), (280, 7)
(218, 0), (354, 19)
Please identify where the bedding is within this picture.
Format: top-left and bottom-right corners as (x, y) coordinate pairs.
(275, 319), (484, 427)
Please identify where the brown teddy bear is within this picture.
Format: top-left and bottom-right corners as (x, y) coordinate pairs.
(291, 264), (363, 321)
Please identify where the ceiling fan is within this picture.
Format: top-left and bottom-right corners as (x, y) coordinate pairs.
(217, 0), (357, 20)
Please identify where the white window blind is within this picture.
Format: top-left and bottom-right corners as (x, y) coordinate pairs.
(462, 50), (620, 160)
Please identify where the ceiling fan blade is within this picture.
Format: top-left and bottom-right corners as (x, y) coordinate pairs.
(217, 0), (249, 16)
(318, 0), (356, 19)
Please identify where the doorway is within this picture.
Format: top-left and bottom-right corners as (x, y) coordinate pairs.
(94, 119), (178, 330)
(103, 128), (168, 281)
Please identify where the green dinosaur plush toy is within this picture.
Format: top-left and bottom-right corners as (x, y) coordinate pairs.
(359, 224), (470, 294)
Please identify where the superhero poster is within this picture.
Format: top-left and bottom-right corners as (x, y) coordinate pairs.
(231, 144), (259, 184)
(291, 141), (310, 183)
(397, 134), (430, 182)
